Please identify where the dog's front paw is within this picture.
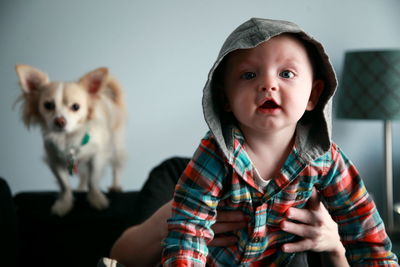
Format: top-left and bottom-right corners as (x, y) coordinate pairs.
(76, 180), (88, 192)
(51, 196), (74, 216)
(108, 185), (123, 192)
(87, 191), (109, 210)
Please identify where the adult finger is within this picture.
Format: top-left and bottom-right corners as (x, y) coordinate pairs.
(209, 235), (238, 247)
(282, 238), (314, 253)
(212, 221), (247, 234)
(216, 210), (247, 222)
(306, 187), (320, 210)
(281, 219), (318, 238)
(286, 206), (315, 225)
(286, 187), (323, 224)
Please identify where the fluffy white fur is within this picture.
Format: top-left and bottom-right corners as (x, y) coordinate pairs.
(15, 65), (126, 216)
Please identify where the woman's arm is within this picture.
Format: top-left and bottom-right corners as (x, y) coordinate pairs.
(110, 200), (247, 267)
(111, 189), (353, 267)
(110, 201), (172, 267)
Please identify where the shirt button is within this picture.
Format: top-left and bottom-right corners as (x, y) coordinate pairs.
(252, 237), (262, 243)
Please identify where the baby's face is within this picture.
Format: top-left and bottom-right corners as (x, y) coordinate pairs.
(222, 34), (323, 136)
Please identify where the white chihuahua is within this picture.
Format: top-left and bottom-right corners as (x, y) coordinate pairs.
(15, 65), (126, 216)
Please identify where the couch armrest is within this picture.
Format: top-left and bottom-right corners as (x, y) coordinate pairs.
(0, 177), (18, 267)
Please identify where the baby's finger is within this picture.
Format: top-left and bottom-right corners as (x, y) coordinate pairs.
(281, 220), (318, 238)
(282, 238), (314, 253)
(208, 235), (238, 247)
(212, 221), (247, 234)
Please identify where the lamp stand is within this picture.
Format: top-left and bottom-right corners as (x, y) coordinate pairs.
(384, 120), (394, 233)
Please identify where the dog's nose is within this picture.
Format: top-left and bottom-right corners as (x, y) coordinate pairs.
(54, 117), (66, 129)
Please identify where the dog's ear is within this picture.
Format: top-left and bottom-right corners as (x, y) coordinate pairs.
(15, 64), (49, 93)
(79, 67), (109, 95)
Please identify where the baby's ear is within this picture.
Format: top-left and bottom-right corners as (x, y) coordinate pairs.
(15, 64), (49, 93)
(306, 79), (324, 111)
(79, 67), (109, 94)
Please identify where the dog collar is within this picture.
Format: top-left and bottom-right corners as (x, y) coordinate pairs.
(80, 132), (90, 146)
(67, 132), (91, 175)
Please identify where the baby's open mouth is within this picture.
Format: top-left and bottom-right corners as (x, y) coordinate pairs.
(260, 99), (279, 109)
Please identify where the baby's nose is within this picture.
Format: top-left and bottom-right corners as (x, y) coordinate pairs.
(259, 84), (278, 93)
(259, 75), (278, 92)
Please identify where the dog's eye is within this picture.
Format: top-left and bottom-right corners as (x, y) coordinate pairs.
(44, 101), (55, 111)
(71, 103), (80, 111)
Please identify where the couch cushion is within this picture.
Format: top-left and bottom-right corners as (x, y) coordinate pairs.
(14, 191), (139, 267)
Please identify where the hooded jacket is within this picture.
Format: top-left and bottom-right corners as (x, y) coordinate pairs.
(162, 18), (397, 266)
(203, 18), (337, 165)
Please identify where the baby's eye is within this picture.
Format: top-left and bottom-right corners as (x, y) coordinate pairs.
(279, 70), (295, 79)
(240, 72), (256, 80)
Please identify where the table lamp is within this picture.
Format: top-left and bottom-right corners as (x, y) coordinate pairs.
(336, 50), (400, 233)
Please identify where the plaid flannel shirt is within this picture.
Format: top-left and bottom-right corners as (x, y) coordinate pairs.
(162, 131), (398, 266)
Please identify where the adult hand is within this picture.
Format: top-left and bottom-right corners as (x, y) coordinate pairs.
(156, 201), (248, 247)
(280, 187), (346, 257)
(111, 200), (248, 267)
(210, 210), (248, 246)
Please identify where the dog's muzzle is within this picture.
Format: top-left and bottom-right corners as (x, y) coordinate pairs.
(54, 117), (66, 130)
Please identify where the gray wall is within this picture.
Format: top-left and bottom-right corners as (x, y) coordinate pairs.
(1, 0), (399, 218)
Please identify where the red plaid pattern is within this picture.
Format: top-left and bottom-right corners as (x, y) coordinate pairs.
(162, 131), (398, 266)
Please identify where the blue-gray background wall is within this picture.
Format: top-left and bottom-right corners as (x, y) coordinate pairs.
(1, 0), (399, 222)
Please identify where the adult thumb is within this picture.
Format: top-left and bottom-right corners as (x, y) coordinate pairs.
(306, 187), (321, 210)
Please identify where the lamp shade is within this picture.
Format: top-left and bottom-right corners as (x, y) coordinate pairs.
(336, 50), (400, 120)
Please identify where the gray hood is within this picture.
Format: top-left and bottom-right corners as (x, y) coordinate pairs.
(202, 18), (337, 163)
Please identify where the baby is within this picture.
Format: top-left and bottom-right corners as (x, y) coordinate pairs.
(162, 18), (398, 266)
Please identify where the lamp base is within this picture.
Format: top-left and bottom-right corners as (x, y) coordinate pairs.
(384, 120), (394, 232)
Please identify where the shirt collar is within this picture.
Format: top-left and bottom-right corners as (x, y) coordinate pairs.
(229, 128), (308, 198)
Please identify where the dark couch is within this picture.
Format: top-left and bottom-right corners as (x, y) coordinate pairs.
(0, 157), (190, 267)
(3, 157), (395, 266)
(1, 180), (142, 267)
